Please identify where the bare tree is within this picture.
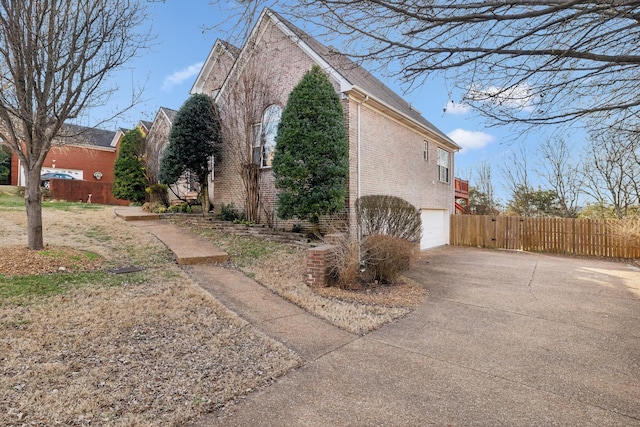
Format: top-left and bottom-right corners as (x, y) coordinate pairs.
(500, 145), (533, 215)
(0, 0), (150, 249)
(218, 2), (640, 133)
(582, 130), (639, 219)
(473, 160), (498, 214)
(218, 64), (283, 223)
(536, 138), (583, 218)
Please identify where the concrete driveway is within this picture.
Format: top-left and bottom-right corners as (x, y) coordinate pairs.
(205, 247), (640, 426)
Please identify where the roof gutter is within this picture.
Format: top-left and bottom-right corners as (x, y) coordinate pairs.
(345, 85), (460, 151)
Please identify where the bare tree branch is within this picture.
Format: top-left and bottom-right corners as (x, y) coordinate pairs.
(0, 0), (151, 249)
(221, 1), (640, 132)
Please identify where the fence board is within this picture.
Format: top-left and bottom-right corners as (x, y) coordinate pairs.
(450, 215), (640, 259)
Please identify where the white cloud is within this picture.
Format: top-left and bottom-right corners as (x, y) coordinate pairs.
(445, 101), (472, 115)
(468, 83), (537, 111)
(162, 62), (204, 91)
(447, 129), (495, 153)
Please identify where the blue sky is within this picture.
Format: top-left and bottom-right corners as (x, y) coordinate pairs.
(82, 1), (574, 202)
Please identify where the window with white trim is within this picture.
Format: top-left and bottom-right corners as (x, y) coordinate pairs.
(423, 141), (428, 161)
(252, 104), (282, 168)
(437, 148), (450, 183)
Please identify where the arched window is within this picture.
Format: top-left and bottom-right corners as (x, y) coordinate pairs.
(252, 104), (282, 168)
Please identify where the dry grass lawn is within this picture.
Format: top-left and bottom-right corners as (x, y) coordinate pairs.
(0, 198), (301, 426)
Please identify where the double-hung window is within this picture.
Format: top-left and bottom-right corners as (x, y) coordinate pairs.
(437, 148), (450, 183)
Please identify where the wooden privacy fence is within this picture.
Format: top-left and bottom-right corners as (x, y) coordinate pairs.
(450, 215), (640, 259)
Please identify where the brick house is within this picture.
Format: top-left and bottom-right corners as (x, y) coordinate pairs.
(10, 124), (131, 205)
(142, 40), (242, 205)
(144, 107), (180, 197)
(190, 9), (460, 249)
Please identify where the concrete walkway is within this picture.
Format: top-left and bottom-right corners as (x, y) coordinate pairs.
(115, 207), (229, 264)
(117, 210), (640, 426)
(115, 207), (355, 363)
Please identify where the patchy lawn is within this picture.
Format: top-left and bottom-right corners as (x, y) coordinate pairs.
(0, 202), (301, 426)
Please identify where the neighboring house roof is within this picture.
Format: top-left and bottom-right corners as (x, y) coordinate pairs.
(55, 124), (117, 150)
(159, 107), (177, 123)
(191, 39), (241, 95)
(139, 120), (153, 134)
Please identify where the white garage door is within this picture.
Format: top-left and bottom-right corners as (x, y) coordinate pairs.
(420, 209), (448, 250)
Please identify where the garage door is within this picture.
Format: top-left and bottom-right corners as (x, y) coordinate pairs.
(420, 209), (448, 250)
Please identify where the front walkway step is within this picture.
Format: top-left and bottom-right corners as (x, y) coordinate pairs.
(114, 206), (160, 221)
(117, 211), (229, 265)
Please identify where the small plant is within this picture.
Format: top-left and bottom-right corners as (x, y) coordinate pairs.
(142, 201), (167, 213)
(180, 202), (192, 213)
(220, 203), (245, 222)
(233, 218), (253, 226)
(146, 184), (169, 206)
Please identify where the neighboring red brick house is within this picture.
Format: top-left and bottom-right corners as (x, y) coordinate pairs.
(189, 9), (460, 249)
(10, 124), (128, 205)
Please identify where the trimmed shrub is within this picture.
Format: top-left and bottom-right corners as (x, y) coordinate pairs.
(113, 128), (147, 203)
(273, 65), (349, 225)
(145, 184), (169, 206)
(356, 195), (421, 244)
(361, 234), (417, 283)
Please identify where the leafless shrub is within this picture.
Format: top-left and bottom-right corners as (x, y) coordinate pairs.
(361, 234), (418, 284)
(326, 232), (361, 289)
(356, 195), (421, 244)
(326, 231), (417, 288)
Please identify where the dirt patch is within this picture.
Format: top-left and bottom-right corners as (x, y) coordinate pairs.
(0, 246), (104, 276)
(313, 278), (426, 308)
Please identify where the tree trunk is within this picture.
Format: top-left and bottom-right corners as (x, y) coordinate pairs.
(25, 167), (44, 250)
(201, 181), (211, 215)
(242, 163), (260, 223)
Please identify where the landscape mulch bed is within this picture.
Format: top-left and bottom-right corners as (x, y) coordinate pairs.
(0, 246), (104, 276)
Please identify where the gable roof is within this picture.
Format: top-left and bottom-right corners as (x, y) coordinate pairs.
(56, 124), (117, 149)
(159, 107), (177, 123)
(267, 10), (459, 150)
(191, 39), (241, 95)
(202, 8), (458, 150)
(138, 120), (153, 134)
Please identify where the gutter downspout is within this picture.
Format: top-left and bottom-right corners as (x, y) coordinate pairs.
(356, 95), (369, 264)
(357, 95), (368, 209)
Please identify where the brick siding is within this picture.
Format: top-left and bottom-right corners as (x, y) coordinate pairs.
(198, 13), (454, 236)
(306, 244), (335, 287)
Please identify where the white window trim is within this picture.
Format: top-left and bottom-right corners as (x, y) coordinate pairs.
(437, 148), (450, 184)
(252, 104), (282, 169)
